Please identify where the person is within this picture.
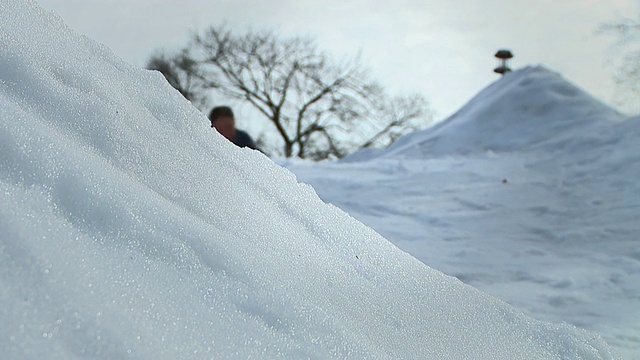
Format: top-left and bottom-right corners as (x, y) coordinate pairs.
(208, 106), (260, 151)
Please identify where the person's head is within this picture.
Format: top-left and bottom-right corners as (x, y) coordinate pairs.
(209, 106), (236, 141)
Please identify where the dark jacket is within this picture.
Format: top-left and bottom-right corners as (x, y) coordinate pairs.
(233, 129), (260, 151)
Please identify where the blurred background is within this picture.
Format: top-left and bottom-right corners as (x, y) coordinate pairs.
(38, 0), (639, 158)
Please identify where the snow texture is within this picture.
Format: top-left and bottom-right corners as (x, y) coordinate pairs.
(0, 0), (620, 359)
(283, 67), (640, 358)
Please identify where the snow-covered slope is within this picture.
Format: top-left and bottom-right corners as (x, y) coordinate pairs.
(365, 66), (627, 160)
(283, 68), (640, 358)
(0, 1), (618, 359)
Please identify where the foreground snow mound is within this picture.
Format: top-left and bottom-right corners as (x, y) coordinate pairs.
(0, 1), (616, 358)
(372, 66), (626, 160)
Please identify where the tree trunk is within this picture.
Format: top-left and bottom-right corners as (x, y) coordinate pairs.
(284, 142), (293, 158)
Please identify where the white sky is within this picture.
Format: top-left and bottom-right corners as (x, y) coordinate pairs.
(38, 0), (637, 121)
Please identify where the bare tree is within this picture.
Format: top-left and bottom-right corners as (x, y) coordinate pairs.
(147, 25), (431, 159)
(601, 17), (640, 114)
(357, 94), (429, 149)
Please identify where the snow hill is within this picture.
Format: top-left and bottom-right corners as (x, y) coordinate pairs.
(374, 65), (627, 159)
(283, 67), (640, 358)
(0, 1), (620, 359)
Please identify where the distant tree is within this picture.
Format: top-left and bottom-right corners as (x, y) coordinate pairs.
(147, 25), (431, 159)
(601, 17), (640, 114)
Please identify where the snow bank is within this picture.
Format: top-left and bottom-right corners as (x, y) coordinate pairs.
(367, 66), (627, 160)
(0, 1), (617, 358)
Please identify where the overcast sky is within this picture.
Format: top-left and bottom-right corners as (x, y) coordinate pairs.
(39, 0), (637, 121)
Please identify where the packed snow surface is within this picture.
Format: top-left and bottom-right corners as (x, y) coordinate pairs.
(282, 67), (640, 358)
(0, 0), (621, 359)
